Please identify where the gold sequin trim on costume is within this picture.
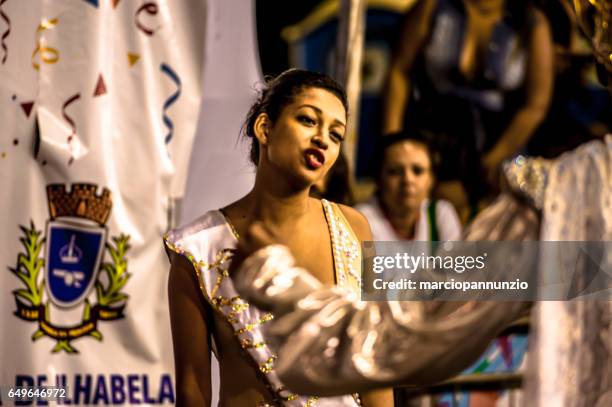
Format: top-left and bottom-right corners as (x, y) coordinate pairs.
(163, 234), (213, 305)
(322, 200), (361, 292)
(276, 387), (299, 401)
(208, 249), (233, 297)
(234, 313), (274, 335)
(219, 208), (241, 239)
(240, 338), (267, 349)
(259, 355), (277, 373)
(213, 296), (250, 323)
(304, 397), (319, 406)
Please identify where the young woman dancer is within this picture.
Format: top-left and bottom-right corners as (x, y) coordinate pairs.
(165, 69), (392, 406)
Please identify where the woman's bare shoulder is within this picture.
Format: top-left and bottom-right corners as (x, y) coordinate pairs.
(336, 203), (373, 242)
(219, 195), (252, 237)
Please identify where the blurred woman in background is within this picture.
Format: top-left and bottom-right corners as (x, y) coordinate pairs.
(382, 0), (554, 220)
(357, 131), (461, 243)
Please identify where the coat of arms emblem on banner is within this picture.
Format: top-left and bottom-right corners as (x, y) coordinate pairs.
(10, 183), (131, 353)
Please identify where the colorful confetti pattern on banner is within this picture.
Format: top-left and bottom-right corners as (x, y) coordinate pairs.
(1, 95), (34, 159)
(82, 0), (98, 8)
(128, 52), (140, 66)
(135, 2), (158, 36)
(160, 63), (181, 146)
(61, 93), (81, 165)
(21, 101), (34, 117)
(12, 94), (35, 119)
(93, 73), (107, 97)
(32, 18), (59, 70)
(0, 0), (10, 64)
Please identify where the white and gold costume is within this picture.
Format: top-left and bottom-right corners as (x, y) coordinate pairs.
(164, 200), (363, 406)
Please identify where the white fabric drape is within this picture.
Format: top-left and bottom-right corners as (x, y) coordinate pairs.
(525, 136), (612, 407)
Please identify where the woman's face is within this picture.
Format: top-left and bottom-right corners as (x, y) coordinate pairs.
(379, 140), (433, 216)
(262, 87), (347, 188)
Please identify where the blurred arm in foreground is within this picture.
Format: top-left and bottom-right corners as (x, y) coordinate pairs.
(232, 191), (538, 396)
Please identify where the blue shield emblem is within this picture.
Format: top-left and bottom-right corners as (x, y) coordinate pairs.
(45, 218), (106, 308)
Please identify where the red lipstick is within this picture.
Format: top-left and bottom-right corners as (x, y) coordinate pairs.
(304, 148), (325, 169)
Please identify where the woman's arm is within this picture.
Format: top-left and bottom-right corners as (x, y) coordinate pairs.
(168, 254), (213, 406)
(360, 389), (395, 407)
(381, 0), (437, 134)
(482, 9), (554, 179)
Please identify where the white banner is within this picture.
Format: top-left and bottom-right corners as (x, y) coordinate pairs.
(0, 0), (206, 404)
(180, 0), (259, 224)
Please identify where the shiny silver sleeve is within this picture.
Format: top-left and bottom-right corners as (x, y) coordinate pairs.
(234, 194), (537, 396)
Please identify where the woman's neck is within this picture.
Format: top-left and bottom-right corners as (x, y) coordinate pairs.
(246, 173), (313, 227)
(465, 0), (504, 15)
(382, 203), (420, 240)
